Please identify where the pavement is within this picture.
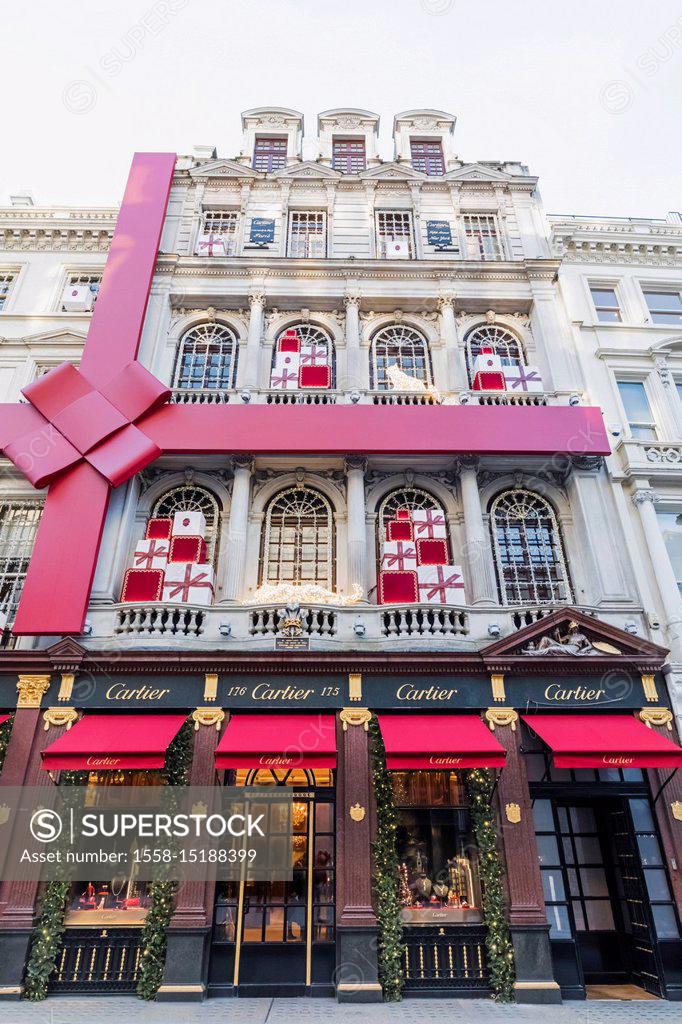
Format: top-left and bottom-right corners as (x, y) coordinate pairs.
(0, 997), (680, 1024)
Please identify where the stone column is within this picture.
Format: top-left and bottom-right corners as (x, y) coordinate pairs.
(241, 289), (265, 390)
(485, 708), (561, 1004)
(335, 708), (380, 1002)
(459, 458), (498, 604)
(344, 289), (364, 391)
(223, 457), (254, 602)
(438, 293), (465, 392)
(345, 458), (368, 601)
(0, 675), (62, 999)
(160, 708), (225, 1002)
(633, 488), (682, 661)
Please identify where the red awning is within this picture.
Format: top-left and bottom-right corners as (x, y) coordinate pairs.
(521, 714), (682, 769)
(378, 714), (506, 770)
(215, 714), (337, 770)
(41, 714), (187, 771)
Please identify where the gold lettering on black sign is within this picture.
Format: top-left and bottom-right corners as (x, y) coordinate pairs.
(543, 683), (605, 702)
(105, 683), (171, 702)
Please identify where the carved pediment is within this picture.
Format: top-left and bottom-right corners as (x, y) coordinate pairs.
(482, 608), (667, 667)
(273, 161), (342, 181)
(46, 636), (87, 670)
(189, 160), (261, 180)
(359, 162), (426, 182)
(445, 163), (512, 183)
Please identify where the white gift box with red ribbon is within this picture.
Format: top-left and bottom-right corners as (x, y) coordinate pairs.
(380, 540), (417, 571)
(416, 564), (465, 604)
(195, 232), (228, 257)
(503, 364), (544, 393)
(271, 352), (301, 390)
(412, 509), (448, 539)
(300, 343), (329, 367)
(132, 538), (169, 571)
(61, 284), (94, 312)
(162, 562), (215, 605)
(172, 511), (206, 537)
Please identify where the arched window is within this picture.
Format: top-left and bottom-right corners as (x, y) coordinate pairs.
(152, 485), (221, 563)
(490, 489), (572, 606)
(174, 322), (238, 391)
(465, 324), (525, 385)
(370, 324), (432, 390)
(377, 488), (450, 567)
(271, 323), (335, 386)
(260, 486), (334, 588)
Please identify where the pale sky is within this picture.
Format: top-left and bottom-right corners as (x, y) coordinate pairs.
(3, 0), (682, 217)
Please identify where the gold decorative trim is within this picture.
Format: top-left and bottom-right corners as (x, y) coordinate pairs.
(491, 673), (506, 703)
(348, 673), (362, 702)
(43, 707), (78, 731)
(484, 707), (518, 731)
(192, 707), (225, 731)
(156, 984), (205, 993)
(671, 800), (682, 822)
(339, 708), (372, 731)
(203, 673), (218, 702)
(505, 802), (521, 824)
(639, 708), (673, 731)
(514, 981), (561, 990)
(349, 803), (366, 822)
(57, 672), (75, 702)
(336, 983), (383, 992)
(16, 674), (51, 709)
(642, 673), (659, 703)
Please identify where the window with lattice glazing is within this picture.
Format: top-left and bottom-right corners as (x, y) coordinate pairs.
(271, 323), (335, 386)
(377, 488), (449, 564)
(465, 324), (525, 385)
(62, 273), (102, 309)
(0, 272), (16, 311)
(490, 489), (572, 605)
(253, 136), (288, 172)
(332, 138), (366, 173)
(410, 139), (445, 175)
(201, 210), (239, 255)
(260, 487), (334, 588)
(287, 212), (326, 258)
(376, 211), (414, 258)
(0, 501), (42, 623)
(152, 486), (221, 565)
(370, 324), (432, 390)
(174, 323), (239, 392)
(463, 214), (502, 260)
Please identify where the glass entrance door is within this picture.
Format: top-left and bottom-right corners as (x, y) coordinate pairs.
(209, 769), (335, 997)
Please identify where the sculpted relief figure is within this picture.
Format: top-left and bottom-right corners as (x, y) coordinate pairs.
(521, 621), (616, 657)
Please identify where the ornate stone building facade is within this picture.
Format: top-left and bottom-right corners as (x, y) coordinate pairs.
(0, 109), (679, 1005)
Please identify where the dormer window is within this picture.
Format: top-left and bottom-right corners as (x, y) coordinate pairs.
(410, 139), (445, 176)
(332, 138), (366, 174)
(253, 136), (288, 172)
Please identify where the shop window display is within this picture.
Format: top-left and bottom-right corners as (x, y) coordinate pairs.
(64, 770), (162, 926)
(391, 770), (482, 924)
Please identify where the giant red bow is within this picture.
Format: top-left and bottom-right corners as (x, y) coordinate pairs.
(4, 361), (170, 489)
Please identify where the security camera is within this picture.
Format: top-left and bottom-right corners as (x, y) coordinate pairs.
(240, 389), (252, 403)
(353, 617), (366, 637)
(219, 621), (232, 637)
(487, 622), (501, 638)
(568, 394), (581, 407)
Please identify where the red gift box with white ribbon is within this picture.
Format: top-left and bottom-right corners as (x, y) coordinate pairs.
(132, 538), (169, 570)
(169, 535), (207, 564)
(278, 329), (301, 353)
(162, 562), (215, 605)
(378, 569), (418, 605)
(380, 540), (417, 571)
(121, 567), (165, 603)
(416, 564), (465, 604)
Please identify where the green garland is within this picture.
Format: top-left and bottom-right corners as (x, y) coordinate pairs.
(24, 770), (86, 1001)
(464, 768), (515, 1001)
(136, 718), (193, 1001)
(0, 714), (14, 775)
(367, 715), (405, 1001)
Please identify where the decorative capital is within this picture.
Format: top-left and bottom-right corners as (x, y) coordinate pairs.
(348, 673), (362, 702)
(344, 456), (367, 475)
(639, 708), (673, 731)
(57, 672), (75, 703)
(632, 488), (658, 507)
(16, 674), (51, 709)
(672, 800), (682, 822)
(484, 707), (518, 731)
(641, 673), (659, 703)
(490, 673), (506, 703)
(344, 291), (361, 309)
(192, 707), (225, 731)
(248, 289), (266, 308)
(43, 707), (78, 731)
(231, 455), (254, 475)
(203, 673), (218, 703)
(437, 292), (455, 312)
(339, 708), (372, 731)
